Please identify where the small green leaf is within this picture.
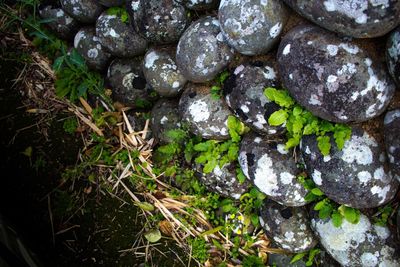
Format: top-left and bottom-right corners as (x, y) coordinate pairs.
(311, 188), (325, 196)
(290, 253), (306, 264)
(268, 110), (288, 126)
(331, 211), (343, 227)
(314, 200), (326, 211)
(135, 202), (155, 211)
(250, 213), (259, 227)
(203, 159), (218, 173)
(317, 135), (331, 156)
(319, 205), (333, 219)
(144, 229), (162, 243)
(21, 146), (33, 157)
(339, 205), (360, 224)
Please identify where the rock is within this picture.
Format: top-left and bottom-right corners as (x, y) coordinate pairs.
(176, 16), (234, 82)
(384, 109), (400, 181)
(95, 11), (148, 58)
(143, 48), (187, 97)
(301, 126), (399, 209)
(259, 199), (317, 253)
(398, 208), (400, 240)
(38, 4), (79, 40)
(218, 0), (289, 56)
(238, 133), (309, 206)
(267, 253), (307, 267)
(387, 27), (400, 87)
(60, 0), (103, 24)
(107, 58), (157, 108)
(74, 27), (112, 72)
(179, 83), (232, 140)
(283, 0), (400, 38)
(98, 0), (125, 7)
(150, 99), (181, 144)
(278, 25), (395, 123)
(178, 0), (219, 11)
(127, 0), (188, 44)
(224, 62), (284, 135)
(311, 213), (400, 266)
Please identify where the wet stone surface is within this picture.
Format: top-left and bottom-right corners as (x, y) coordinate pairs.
(178, 0), (219, 11)
(98, 0), (126, 7)
(39, 5), (79, 40)
(384, 109), (400, 182)
(96, 12), (148, 58)
(278, 25), (395, 123)
(259, 199), (317, 253)
(176, 16), (234, 82)
(60, 0), (103, 24)
(150, 99), (181, 145)
(387, 26), (400, 87)
(301, 126), (399, 209)
(218, 0), (289, 56)
(238, 133), (308, 207)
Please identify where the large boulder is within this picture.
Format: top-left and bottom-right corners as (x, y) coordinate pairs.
(60, 0), (103, 24)
(384, 109), (400, 181)
(387, 26), (400, 87)
(178, 0), (219, 11)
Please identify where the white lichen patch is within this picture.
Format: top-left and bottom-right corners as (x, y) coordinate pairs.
(122, 72), (137, 89)
(277, 144), (288, 155)
(269, 22), (282, 38)
(280, 172), (294, 185)
(312, 169), (322, 185)
(188, 100), (210, 122)
(234, 65), (245, 75)
(145, 51), (160, 69)
(326, 44), (338, 56)
(240, 105), (249, 113)
(384, 110), (400, 125)
(74, 30), (86, 48)
(323, 0), (368, 24)
(282, 44), (291, 55)
(160, 116), (168, 125)
(238, 151), (250, 179)
(262, 66), (276, 80)
(254, 154), (279, 196)
(87, 48), (98, 59)
(341, 132), (377, 166)
(357, 171), (372, 184)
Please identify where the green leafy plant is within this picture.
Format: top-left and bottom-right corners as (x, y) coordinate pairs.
(291, 248), (321, 266)
(242, 255), (264, 267)
(373, 204), (395, 226)
(107, 7), (129, 23)
(189, 237), (209, 263)
(63, 117), (78, 134)
(211, 70), (230, 100)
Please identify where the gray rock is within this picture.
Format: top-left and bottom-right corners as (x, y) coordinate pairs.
(384, 109), (400, 182)
(73, 27), (112, 72)
(60, 0), (103, 24)
(127, 0), (188, 44)
(95, 11), (147, 57)
(224, 62), (284, 135)
(311, 213), (400, 266)
(259, 199), (317, 253)
(178, 0), (219, 11)
(283, 0), (400, 38)
(301, 127), (399, 209)
(98, 0), (125, 7)
(387, 27), (400, 87)
(143, 48), (187, 97)
(150, 99), (181, 144)
(179, 83), (232, 140)
(176, 16), (234, 82)
(39, 5), (79, 40)
(218, 0), (289, 56)
(278, 25), (395, 123)
(238, 133), (309, 207)
(267, 249), (340, 267)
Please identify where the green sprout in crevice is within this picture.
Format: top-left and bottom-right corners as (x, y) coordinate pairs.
(211, 70), (230, 100)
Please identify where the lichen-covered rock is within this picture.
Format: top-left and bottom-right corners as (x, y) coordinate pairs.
(150, 99), (181, 144)
(259, 200), (317, 253)
(127, 0), (188, 44)
(267, 249), (340, 267)
(176, 16), (234, 82)
(95, 12), (148, 57)
(387, 26), (400, 87)
(39, 5), (79, 40)
(311, 213), (400, 266)
(224, 62), (284, 135)
(283, 0), (400, 38)
(74, 27), (112, 72)
(179, 83), (232, 140)
(98, 0), (125, 7)
(238, 133), (309, 206)
(107, 58), (157, 108)
(218, 0), (289, 56)
(195, 163), (251, 199)
(301, 127), (399, 209)
(60, 0), (103, 24)
(384, 110), (400, 182)
(278, 25), (395, 123)
(143, 48), (187, 97)
(178, 0), (219, 10)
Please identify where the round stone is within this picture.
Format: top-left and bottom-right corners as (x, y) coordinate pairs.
(150, 99), (181, 144)
(384, 109), (400, 182)
(60, 0), (103, 24)
(127, 0), (188, 44)
(39, 4), (79, 40)
(238, 132), (309, 207)
(95, 11), (148, 57)
(218, 0), (289, 56)
(386, 26), (400, 87)
(176, 16), (234, 82)
(179, 83), (232, 140)
(73, 27), (112, 72)
(224, 62), (284, 135)
(98, 0), (125, 7)
(283, 0), (400, 38)
(301, 127), (399, 209)
(178, 0), (219, 10)
(143, 47), (187, 97)
(278, 25), (395, 123)
(259, 199), (317, 253)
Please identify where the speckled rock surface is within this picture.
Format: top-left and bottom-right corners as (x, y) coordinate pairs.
(384, 110), (400, 182)
(179, 83), (232, 140)
(176, 16), (234, 82)
(278, 25), (395, 123)
(143, 48), (187, 97)
(195, 163), (251, 199)
(106, 58), (157, 108)
(283, 0), (400, 38)
(268, 250), (340, 267)
(218, 0), (288, 56)
(60, 0), (103, 24)
(150, 99), (181, 144)
(224, 62), (284, 135)
(95, 12), (147, 58)
(387, 26), (400, 86)
(98, 0), (125, 7)
(311, 213), (400, 266)
(39, 5), (79, 40)
(74, 27), (112, 72)
(301, 127), (399, 209)
(127, 0), (188, 44)
(259, 200), (317, 253)
(178, 0), (219, 10)
(238, 133), (308, 206)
